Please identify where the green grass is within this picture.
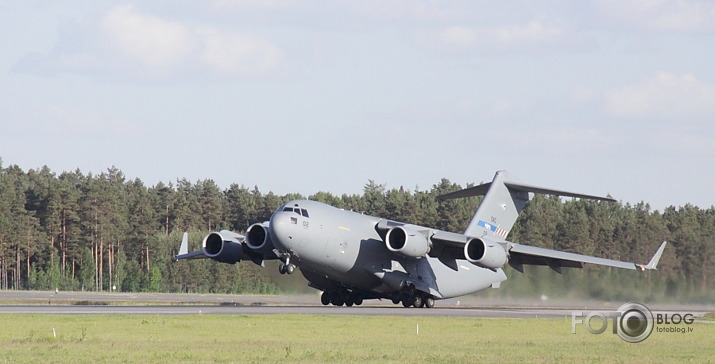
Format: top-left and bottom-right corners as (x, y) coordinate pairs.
(0, 314), (712, 363)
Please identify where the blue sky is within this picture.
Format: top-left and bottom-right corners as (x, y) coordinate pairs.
(2, 1), (714, 210)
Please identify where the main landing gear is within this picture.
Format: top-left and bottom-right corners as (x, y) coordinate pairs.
(320, 289), (363, 307)
(319, 289), (435, 308)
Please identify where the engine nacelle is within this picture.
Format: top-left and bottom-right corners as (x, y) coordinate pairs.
(202, 231), (247, 264)
(385, 226), (430, 258)
(245, 222), (274, 254)
(464, 237), (508, 269)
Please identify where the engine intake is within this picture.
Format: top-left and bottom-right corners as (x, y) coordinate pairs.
(202, 231), (246, 264)
(464, 237), (507, 269)
(245, 222), (274, 253)
(385, 226), (430, 258)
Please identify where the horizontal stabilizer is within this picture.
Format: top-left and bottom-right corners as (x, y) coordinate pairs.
(439, 180), (615, 202)
(503, 181), (616, 202)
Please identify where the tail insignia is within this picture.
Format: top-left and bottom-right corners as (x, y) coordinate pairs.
(477, 220), (508, 238)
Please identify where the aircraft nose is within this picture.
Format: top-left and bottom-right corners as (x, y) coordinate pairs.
(269, 212), (295, 251)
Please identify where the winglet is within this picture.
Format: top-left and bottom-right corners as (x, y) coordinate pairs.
(636, 241), (667, 271)
(646, 241), (667, 270)
(179, 232), (189, 255)
(174, 232), (210, 261)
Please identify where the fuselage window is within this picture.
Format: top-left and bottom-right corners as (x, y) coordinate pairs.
(301, 209), (309, 218)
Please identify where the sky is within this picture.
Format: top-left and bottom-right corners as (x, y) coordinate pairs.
(2, 1), (714, 210)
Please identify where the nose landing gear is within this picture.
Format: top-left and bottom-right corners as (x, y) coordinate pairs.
(278, 255), (296, 275)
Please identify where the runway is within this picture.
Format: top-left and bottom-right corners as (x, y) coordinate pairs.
(0, 291), (711, 319)
(0, 304), (584, 318)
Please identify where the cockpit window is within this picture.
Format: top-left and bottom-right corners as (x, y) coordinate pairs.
(283, 205), (308, 218)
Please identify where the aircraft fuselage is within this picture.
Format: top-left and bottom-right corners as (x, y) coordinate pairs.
(269, 200), (506, 301)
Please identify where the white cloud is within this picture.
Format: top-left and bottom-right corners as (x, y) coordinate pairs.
(426, 21), (588, 52)
(198, 28), (283, 76)
(493, 21), (566, 45)
(210, 0), (299, 12)
(18, 4), (284, 79)
(432, 26), (478, 48)
(604, 72), (715, 120)
(101, 4), (197, 68)
(596, 0), (715, 32)
(207, 0), (468, 23)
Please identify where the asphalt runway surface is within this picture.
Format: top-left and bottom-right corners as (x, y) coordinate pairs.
(0, 304), (583, 318)
(0, 291), (711, 319)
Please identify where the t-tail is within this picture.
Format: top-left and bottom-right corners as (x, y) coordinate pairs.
(439, 171), (617, 240)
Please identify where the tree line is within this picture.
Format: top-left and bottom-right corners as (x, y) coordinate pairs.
(0, 161), (712, 302)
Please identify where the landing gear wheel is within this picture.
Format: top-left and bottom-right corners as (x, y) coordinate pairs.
(278, 263), (287, 274)
(424, 297), (435, 308)
(353, 296), (363, 306)
(413, 296), (423, 308)
(330, 291), (344, 306)
(320, 291), (330, 306)
(285, 264), (295, 274)
(400, 291), (416, 308)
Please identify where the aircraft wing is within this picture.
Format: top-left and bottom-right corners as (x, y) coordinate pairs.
(506, 241), (667, 273)
(173, 232), (210, 261)
(377, 220), (666, 273)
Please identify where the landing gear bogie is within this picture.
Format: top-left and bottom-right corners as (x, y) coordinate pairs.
(394, 291), (435, 308)
(322, 289), (362, 307)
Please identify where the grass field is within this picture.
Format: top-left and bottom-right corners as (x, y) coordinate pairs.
(0, 314), (712, 363)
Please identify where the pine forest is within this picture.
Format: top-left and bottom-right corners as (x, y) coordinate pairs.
(0, 162), (712, 303)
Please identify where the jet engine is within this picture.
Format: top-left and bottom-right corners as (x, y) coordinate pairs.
(202, 231), (247, 264)
(245, 222), (274, 254)
(385, 226), (430, 258)
(464, 237), (508, 269)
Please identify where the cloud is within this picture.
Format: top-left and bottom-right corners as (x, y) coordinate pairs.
(595, 0), (715, 33)
(101, 4), (197, 68)
(426, 21), (590, 52)
(207, 0), (467, 23)
(604, 72), (715, 120)
(432, 26), (478, 48)
(198, 28), (283, 76)
(17, 4), (284, 80)
(492, 21), (566, 45)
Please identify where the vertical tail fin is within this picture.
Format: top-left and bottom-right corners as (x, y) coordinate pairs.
(438, 171), (616, 239)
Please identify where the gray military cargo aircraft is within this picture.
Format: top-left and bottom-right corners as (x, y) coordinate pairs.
(174, 171), (666, 308)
